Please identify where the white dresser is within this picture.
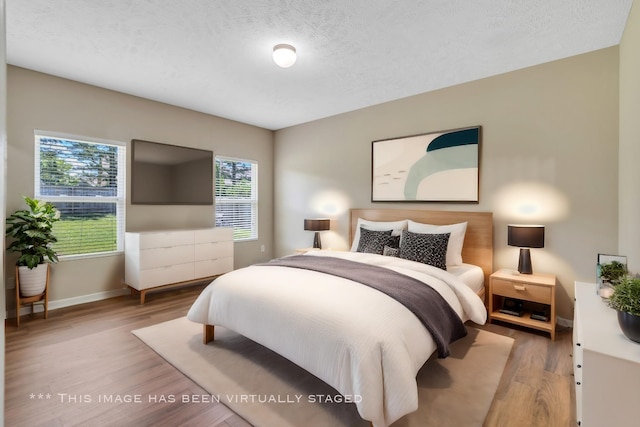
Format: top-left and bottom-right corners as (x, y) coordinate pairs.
(125, 227), (234, 303)
(573, 281), (640, 426)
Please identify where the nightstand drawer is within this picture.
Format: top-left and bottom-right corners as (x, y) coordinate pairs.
(492, 278), (551, 304)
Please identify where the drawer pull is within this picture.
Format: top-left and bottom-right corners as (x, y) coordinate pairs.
(513, 284), (526, 291)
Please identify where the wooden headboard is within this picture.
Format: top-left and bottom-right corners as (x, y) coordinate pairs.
(350, 209), (494, 286)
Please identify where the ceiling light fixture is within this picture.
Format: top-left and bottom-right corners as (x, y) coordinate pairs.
(272, 44), (297, 68)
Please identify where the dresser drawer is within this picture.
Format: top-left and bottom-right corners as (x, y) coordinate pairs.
(194, 257), (233, 278)
(194, 227), (233, 244)
(139, 230), (194, 249)
(136, 263), (195, 290)
(492, 278), (551, 304)
(139, 245), (194, 269)
(194, 241), (234, 261)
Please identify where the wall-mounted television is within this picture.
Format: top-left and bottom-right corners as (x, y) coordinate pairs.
(131, 139), (213, 205)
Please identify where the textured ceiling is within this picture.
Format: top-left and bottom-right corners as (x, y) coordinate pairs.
(5, 0), (634, 130)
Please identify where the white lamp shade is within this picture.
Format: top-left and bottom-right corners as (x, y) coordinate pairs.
(273, 44), (296, 68)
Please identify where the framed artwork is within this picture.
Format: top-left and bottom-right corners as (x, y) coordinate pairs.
(596, 253), (627, 298)
(371, 126), (480, 202)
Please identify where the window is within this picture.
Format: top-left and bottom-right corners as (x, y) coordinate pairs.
(215, 156), (258, 241)
(35, 131), (126, 257)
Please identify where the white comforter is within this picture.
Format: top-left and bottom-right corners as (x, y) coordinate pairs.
(187, 250), (487, 427)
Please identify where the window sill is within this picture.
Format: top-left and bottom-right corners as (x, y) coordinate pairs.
(59, 251), (124, 262)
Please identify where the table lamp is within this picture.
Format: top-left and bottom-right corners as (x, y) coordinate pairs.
(507, 225), (545, 274)
(304, 218), (330, 249)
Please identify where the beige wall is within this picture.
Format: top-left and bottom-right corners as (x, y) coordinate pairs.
(619, 0), (640, 272)
(6, 66), (274, 304)
(1, 0), (7, 421)
(274, 47), (620, 320)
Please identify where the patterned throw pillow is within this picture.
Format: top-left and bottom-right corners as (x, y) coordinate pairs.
(399, 230), (450, 270)
(387, 235), (400, 249)
(383, 245), (400, 257)
(407, 220), (467, 266)
(357, 227), (393, 254)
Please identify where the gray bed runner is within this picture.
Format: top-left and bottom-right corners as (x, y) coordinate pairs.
(258, 255), (467, 358)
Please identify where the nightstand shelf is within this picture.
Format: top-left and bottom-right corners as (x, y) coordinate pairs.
(488, 269), (557, 340)
(489, 309), (552, 329)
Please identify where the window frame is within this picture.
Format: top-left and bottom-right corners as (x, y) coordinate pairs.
(214, 155), (258, 242)
(34, 130), (127, 260)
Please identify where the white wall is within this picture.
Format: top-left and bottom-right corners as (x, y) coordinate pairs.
(1, 0), (7, 422)
(275, 48), (620, 320)
(619, 0), (640, 271)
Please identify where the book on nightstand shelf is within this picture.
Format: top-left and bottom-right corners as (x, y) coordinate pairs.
(499, 297), (524, 317)
(530, 308), (549, 321)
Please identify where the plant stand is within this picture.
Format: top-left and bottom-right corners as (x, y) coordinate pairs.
(15, 264), (49, 327)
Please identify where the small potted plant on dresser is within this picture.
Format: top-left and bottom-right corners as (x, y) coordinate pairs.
(5, 196), (60, 296)
(608, 277), (640, 343)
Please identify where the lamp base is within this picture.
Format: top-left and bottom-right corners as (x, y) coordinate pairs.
(313, 232), (322, 249)
(518, 248), (533, 274)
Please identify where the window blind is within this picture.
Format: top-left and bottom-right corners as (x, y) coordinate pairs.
(215, 156), (258, 241)
(35, 132), (126, 257)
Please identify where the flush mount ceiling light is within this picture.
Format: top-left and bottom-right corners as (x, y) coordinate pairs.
(272, 44), (297, 68)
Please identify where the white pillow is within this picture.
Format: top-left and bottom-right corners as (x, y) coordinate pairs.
(350, 218), (408, 252)
(407, 220), (468, 266)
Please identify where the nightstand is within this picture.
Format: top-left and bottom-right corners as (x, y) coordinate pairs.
(488, 269), (557, 340)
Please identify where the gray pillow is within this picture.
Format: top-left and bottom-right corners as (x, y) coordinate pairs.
(399, 230), (450, 270)
(357, 227), (393, 255)
(383, 245), (400, 257)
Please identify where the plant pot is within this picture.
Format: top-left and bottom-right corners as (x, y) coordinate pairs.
(617, 310), (640, 343)
(18, 264), (48, 297)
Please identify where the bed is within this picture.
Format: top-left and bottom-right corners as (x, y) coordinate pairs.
(187, 208), (493, 427)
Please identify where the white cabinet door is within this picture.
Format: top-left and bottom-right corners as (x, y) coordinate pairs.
(573, 300), (583, 426)
(574, 281), (640, 427)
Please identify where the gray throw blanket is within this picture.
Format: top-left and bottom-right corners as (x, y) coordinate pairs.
(258, 255), (467, 358)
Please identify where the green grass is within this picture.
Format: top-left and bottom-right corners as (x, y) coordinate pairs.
(233, 228), (253, 240)
(52, 215), (117, 256)
(52, 217), (252, 256)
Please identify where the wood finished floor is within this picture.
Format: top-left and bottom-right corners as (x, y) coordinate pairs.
(4, 285), (575, 427)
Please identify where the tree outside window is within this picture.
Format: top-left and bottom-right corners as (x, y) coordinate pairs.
(215, 157), (257, 241)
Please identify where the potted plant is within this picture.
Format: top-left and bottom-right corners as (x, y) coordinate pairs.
(608, 277), (640, 343)
(5, 196), (61, 296)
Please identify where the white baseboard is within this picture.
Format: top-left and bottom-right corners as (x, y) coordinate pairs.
(10, 287), (129, 318)
(557, 315), (573, 328)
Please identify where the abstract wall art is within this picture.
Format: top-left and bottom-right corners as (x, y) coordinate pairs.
(371, 126), (481, 202)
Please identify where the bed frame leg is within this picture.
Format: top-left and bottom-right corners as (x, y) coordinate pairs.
(203, 324), (215, 344)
